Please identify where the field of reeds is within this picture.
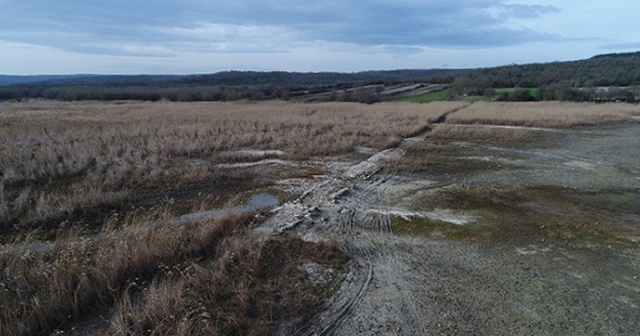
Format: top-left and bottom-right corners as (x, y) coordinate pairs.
(427, 124), (535, 142)
(0, 100), (463, 335)
(1, 211), (347, 335)
(0, 100), (463, 236)
(445, 101), (640, 127)
(1, 99), (638, 335)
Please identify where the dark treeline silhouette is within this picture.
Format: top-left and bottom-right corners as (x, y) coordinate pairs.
(1, 52), (639, 102)
(434, 52), (640, 88)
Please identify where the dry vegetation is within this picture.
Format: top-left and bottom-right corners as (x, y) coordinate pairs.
(0, 100), (462, 182)
(0, 100), (463, 235)
(427, 124), (534, 142)
(0, 100), (460, 335)
(2, 99), (637, 335)
(446, 101), (640, 127)
(0, 212), (347, 336)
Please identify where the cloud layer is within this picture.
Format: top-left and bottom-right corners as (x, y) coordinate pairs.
(0, 0), (638, 74)
(1, 0), (561, 55)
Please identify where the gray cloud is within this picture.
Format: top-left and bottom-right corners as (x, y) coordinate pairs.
(601, 42), (640, 50)
(0, 0), (563, 56)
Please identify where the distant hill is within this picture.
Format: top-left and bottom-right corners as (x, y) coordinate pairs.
(0, 75), (98, 86)
(1, 51), (639, 102)
(180, 70), (449, 87)
(2, 51), (639, 88)
(0, 74), (186, 86)
(0, 71), (446, 87)
(430, 51), (640, 88)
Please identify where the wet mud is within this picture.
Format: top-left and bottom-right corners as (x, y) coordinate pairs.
(255, 122), (640, 335)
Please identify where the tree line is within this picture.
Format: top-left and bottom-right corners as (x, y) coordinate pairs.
(1, 52), (639, 103)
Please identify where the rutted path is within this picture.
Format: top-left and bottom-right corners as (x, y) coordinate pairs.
(265, 159), (455, 335)
(259, 106), (468, 335)
(260, 109), (640, 335)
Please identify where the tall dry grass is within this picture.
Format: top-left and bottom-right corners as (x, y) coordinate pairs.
(446, 101), (640, 127)
(0, 100), (464, 183)
(0, 100), (463, 231)
(3, 100), (453, 335)
(427, 124), (534, 143)
(104, 235), (345, 336)
(0, 211), (346, 336)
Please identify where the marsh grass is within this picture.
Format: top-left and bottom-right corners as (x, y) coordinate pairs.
(446, 101), (640, 127)
(0, 100), (462, 233)
(0, 212), (347, 336)
(428, 124), (534, 142)
(0, 213), (242, 336)
(2, 100), (636, 334)
(0, 100), (463, 183)
(105, 235), (346, 336)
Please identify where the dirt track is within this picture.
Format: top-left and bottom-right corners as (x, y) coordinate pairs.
(257, 117), (640, 335)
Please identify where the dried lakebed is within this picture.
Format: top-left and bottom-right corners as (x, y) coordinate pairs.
(253, 122), (640, 335)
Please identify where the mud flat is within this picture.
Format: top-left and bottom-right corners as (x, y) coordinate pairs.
(262, 121), (640, 335)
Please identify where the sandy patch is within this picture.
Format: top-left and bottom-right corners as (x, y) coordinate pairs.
(215, 159), (294, 169)
(347, 148), (405, 178)
(219, 149), (286, 157)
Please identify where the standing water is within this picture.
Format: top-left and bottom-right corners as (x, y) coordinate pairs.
(1, 193), (280, 254)
(176, 193), (279, 223)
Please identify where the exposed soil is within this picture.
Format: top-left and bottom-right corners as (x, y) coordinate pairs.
(253, 121), (640, 335)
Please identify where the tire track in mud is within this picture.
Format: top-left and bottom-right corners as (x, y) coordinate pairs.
(401, 102), (473, 145)
(275, 105), (472, 335)
(285, 175), (405, 334)
(280, 111), (640, 335)
(316, 258), (374, 336)
(290, 167), (393, 336)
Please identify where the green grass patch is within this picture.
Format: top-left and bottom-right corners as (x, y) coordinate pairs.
(392, 216), (489, 242)
(606, 192), (639, 204)
(494, 87), (539, 98)
(393, 89), (449, 103)
(411, 184), (640, 246)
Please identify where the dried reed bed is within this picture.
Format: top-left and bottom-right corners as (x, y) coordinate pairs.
(0, 100), (463, 228)
(0, 212), (346, 336)
(0, 100), (464, 183)
(446, 101), (640, 127)
(428, 124), (534, 142)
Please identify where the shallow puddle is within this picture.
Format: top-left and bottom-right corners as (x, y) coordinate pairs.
(215, 159), (294, 169)
(1, 193), (280, 254)
(176, 193), (279, 223)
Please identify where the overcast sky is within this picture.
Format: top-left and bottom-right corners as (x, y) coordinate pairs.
(1, 0), (638, 74)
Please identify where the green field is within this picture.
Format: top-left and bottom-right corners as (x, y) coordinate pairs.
(395, 87), (541, 103)
(494, 87), (539, 97)
(394, 89), (449, 103)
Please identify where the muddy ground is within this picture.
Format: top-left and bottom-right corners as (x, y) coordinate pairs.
(248, 122), (640, 335)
